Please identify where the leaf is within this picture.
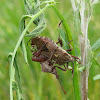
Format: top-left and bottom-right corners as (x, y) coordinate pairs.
(24, 0), (32, 14)
(24, 0), (40, 15)
(19, 15), (31, 64)
(58, 28), (68, 50)
(91, 0), (100, 6)
(78, 66), (86, 72)
(19, 15), (32, 35)
(24, 0), (41, 26)
(25, 22), (46, 37)
(96, 52), (100, 58)
(92, 38), (100, 51)
(74, 44), (80, 57)
(92, 57), (100, 67)
(20, 40), (29, 64)
(13, 54), (22, 93)
(12, 81), (21, 100)
(93, 74), (100, 81)
(8, 52), (13, 63)
(25, 14), (46, 37)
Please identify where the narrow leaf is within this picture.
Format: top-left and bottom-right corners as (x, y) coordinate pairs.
(91, 0), (100, 6)
(78, 66), (86, 72)
(93, 74), (100, 81)
(19, 15), (32, 34)
(12, 81), (21, 100)
(25, 14), (46, 37)
(20, 40), (28, 64)
(13, 55), (22, 93)
(92, 38), (100, 51)
(19, 15), (31, 64)
(58, 28), (68, 49)
(96, 52), (100, 58)
(74, 44), (80, 57)
(52, 6), (81, 100)
(93, 57), (100, 67)
(25, 23), (46, 37)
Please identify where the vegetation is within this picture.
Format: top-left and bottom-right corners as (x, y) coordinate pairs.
(0, 0), (100, 100)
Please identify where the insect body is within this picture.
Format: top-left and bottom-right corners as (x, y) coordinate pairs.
(30, 36), (79, 94)
(31, 36), (75, 65)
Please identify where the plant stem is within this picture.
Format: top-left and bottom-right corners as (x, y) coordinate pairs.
(52, 6), (81, 100)
(71, 0), (92, 99)
(80, 1), (89, 99)
(9, 4), (51, 100)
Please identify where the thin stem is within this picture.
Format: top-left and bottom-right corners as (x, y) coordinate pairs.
(10, 4), (51, 100)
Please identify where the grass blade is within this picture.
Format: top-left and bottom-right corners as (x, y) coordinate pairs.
(92, 38), (100, 51)
(52, 6), (81, 100)
(93, 74), (100, 81)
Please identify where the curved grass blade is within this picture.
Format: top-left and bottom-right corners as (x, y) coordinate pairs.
(92, 57), (100, 68)
(58, 28), (68, 49)
(92, 38), (100, 51)
(19, 15), (31, 64)
(52, 6), (81, 100)
(93, 74), (100, 81)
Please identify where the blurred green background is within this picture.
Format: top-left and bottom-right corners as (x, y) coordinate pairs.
(0, 0), (100, 100)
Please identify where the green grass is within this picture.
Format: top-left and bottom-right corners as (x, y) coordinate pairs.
(0, 0), (100, 100)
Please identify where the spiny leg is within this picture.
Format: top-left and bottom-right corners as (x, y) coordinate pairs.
(53, 68), (67, 94)
(71, 55), (81, 64)
(56, 37), (63, 47)
(71, 55), (80, 60)
(32, 43), (48, 62)
(32, 55), (47, 62)
(65, 41), (80, 63)
(52, 65), (67, 72)
(32, 42), (48, 57)
(48, 47), (58, 61)
(56, 20), (63, 47)
(58, 20), (63, 28)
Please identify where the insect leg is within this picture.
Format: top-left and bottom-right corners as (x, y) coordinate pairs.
(71, 55), (81, 64)
(48, 47), (57, 61)
(32, 42), (48, 57)
(52, 65), (67, 71)
(32, 55), (47, 62)
(58, 20), (63, 28)
(53, 68), (67, 94)
(66, 40), (73, 51)
(56, 37), (63, 47)
(71, 55), (79, 59)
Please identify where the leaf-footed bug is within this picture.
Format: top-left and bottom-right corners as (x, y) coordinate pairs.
(29, 36), (80, 94)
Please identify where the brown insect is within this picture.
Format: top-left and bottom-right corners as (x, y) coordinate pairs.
(30, 36), (80, 94)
